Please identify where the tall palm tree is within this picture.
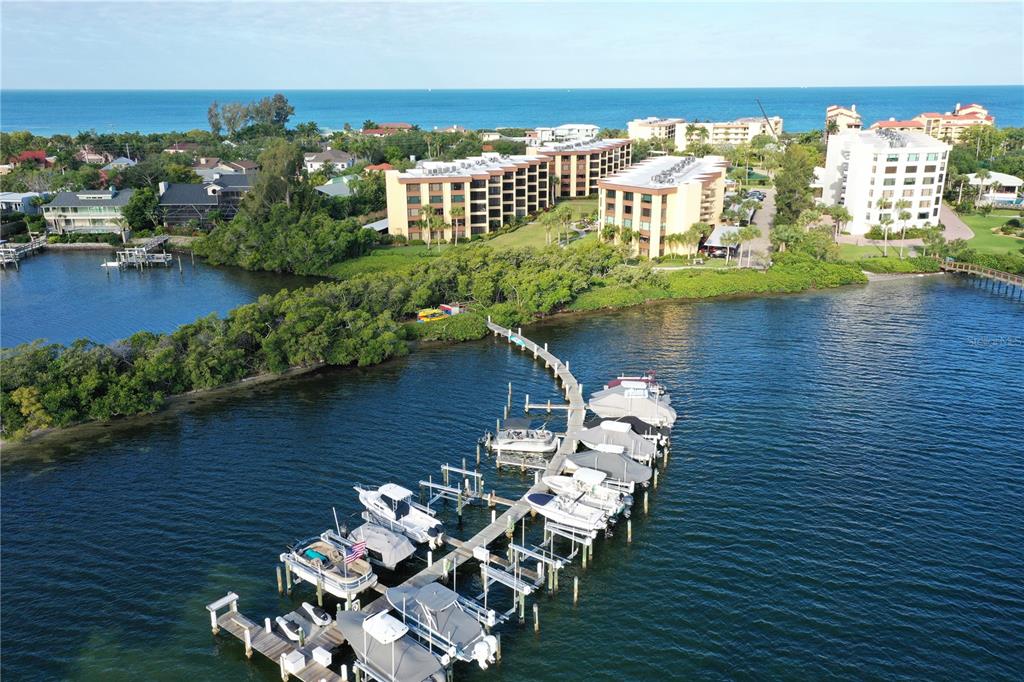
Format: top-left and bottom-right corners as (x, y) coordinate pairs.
(739, 224), (762, 267)
(975, 168), (991, 204)
(683, 222), (710, 262)
(828, 205), (853, 241)
(876, 198), (893, 256)
(451, 205), (465, 245)
(419, 207), (436, 249)
(894, 199), (912, 259)
(824, 118), (839, 140)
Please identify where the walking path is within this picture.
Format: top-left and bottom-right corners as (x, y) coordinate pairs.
(837, 203), (974, 248)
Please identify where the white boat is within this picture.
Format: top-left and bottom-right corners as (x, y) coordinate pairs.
(355, 483), (444, 548)
(606, 370), (670, 399)
(336, 610), (447, 682)
(589, 380), (677, 427)
(569, 420), (658, 463)
(279, 535), (378, 600)
(542, 468), (632, 517)
(583, 414), (670, 447)
(487, 418), (558, 454)
(386, 582), (499, 669)
(526, 492), (609, 532)
(100, 261), (121, 268)
(341, 522), (417, 571)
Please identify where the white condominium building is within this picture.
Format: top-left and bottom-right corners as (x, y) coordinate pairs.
(813, 129), (950, 236)
(678, 116), (783, 149)
(627, 117), (685, 142)
(598, 155), (728, 260)
(527, 123), (600, 143)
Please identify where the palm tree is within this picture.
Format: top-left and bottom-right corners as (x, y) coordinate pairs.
(975, 168), (991, 204)
(683, 222), (710, 262)
(601, 223), (619, 243)
(828, 205), (853, 241)
(876, 198), (893, 256)
(722, 229), (741, 265)
(824, 118), (839, 140)
(419, 207), (437, 249)
(739, 224), (762, 267)
(451, 205), (465, 245)
(556, 205), (574, 246)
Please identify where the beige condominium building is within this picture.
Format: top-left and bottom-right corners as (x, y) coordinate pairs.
(627, 117), (685, 142)
(678, 116), (783, 149)
(526, 138), (633, 199)
(869, 103), (994, 145)
(385, 153), (551, 240)
(825, 104), (862, 135)
(598, 155), (728, 260)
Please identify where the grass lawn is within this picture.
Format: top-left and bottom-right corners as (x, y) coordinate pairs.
(488, 198), (597, 250)
(324, 244), (448, 278)
(960, 210), (1024, 255)
(838, 243), (891, 259)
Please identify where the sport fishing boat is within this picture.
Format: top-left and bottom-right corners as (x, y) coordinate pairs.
(565, 448), (653, 492)
(569, 420), (658, 464)
(526, 492), (609, 532)
(542, 467), (632, 517)
(355, 484), (444, 548)
(279, 535), (378, 600)
(386, 582), (499, 669)
(589, 380), (677, 427)
(326, 522), (417, 571)
(485, 418), (558, 454)
(335, 610), (447, 682)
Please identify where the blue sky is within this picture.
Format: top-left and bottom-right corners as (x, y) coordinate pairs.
(2, 1), (1022, 89)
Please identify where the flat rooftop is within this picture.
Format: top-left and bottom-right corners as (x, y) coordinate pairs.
(600, 155), (727, 190)
(630, 117), (685, 126)
(839, 129), (950, 150)
(397, 153), (542, 180)
(529, 138), (629, 154)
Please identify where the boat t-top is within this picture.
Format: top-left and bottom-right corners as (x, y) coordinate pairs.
(569, 420), (658, 464)
(279, 535), (378, 600)
(486, 417), (558, 455)
(526, 492), (609, 533)
(386, 582), (499, 669)
(542, 467), (632, 517)
(355, 483), (444, 549)
(335, 610), (447, 682)
(606, 370), (670, 399)
(565, 448), (653, 492)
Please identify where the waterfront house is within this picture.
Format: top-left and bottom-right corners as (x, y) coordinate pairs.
(158, 173), (253, 229)
(812, 128), (950, 236)
(192, 157), (259, 180)
(869, 118), (926, 134)
(0, 191), (48, 216)
(101, 156), (137, 171)
(42, 187), (134, 240)
(303, 149), (355, 174)
(869, 103), (994, 144)
(598, 155), (729, 259)
(527, 123), (599, 144)
(526, 138), (633, 199)
(385, 152), (553, 241)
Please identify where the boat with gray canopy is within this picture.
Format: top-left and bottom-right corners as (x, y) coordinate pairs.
(335, 610), (447, 682)
(568, 420), (659, 464)
(386, 582), (499, 669)
(565, 448), (653, 491)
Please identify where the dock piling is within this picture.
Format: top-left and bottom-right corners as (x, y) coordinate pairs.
(573, 576), (579, 605)
(243, 626), (253, 658)
(533, 603), (540, 632)
(341, 664), (349, 681)
(276, 566), (283, 594)
(316, 576), (324, 607)
(284, 563), (292, 594)
(654, 468), (659, 489)
(627, 519), (633, 543)
(265, 617), (272, 634)
(644, 491), (649, 515)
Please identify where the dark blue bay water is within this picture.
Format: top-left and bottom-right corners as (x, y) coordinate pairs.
(2, 276), (1022, 681)
(2, 86), (1022, 136)
(0, 251), (316, 347)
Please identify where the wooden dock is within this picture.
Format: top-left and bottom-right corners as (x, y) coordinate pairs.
(940, 260), (1023, 300)
(0, 236), (46, 268)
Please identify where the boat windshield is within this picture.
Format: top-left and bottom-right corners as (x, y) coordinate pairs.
(387, 497), (411, 520)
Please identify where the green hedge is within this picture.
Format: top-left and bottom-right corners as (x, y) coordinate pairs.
(854, 257), (941, 273)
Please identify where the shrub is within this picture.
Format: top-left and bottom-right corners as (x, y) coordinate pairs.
(415, 312), (488, 342)
(855, 257), (940, 273)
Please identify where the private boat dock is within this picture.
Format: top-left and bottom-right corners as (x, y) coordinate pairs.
(940, 260), (1024, 300)
(206, 319), (662, 681)
(0, 235), (46, 268)
(114, 235), (173, 268)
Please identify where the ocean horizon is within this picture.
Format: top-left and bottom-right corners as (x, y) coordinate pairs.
(2, 85), (1022, 136)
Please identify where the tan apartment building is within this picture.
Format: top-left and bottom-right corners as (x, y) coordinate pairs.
(385, 153), (551, 240)
(527, 138), (632, 199)
(627, 117), (685, 142)
(678, 117), (783, 149)
(825, 104), (862, 135)
(598, 155), (728, 260)
(913, 103), (994, 143)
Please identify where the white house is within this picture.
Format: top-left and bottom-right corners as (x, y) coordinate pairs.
(966, 171), (1022, 204)
(813, 129), (950, 236)
(0, 191), (47, 215)
(303, 149), (355, 174)
(528, 123), (599, 143)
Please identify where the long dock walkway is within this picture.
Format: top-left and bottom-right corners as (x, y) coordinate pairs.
(940, 260), (1023, 300)
(370, 320), (585, 600)
(0, 236), (46, 268)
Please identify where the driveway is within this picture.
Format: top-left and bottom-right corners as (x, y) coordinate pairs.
(838, 203), (974, 248)
(747, 188), (775, 268)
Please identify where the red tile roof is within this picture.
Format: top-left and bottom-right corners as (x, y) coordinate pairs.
(378, 122), (412, 129)
(361, 128), (401, 136)
(364, 163), (394, 171)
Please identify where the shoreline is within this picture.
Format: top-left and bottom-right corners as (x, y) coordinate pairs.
(0, 274), (894, 452)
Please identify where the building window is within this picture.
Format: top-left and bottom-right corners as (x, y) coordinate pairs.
(918, 212), (929, 220)
(623, 218), (633, 228)
(640, 221), (650, 229)
(885, 166), (897, 174)
(883, 179), (895, 186)
(905, 166), (918, 173)
(623, 205), (632, 214)
(641, 194), (652, 203)
(623, 192), (633, 200)
(429, 183), (442, 191)
(924, 165), (936, 173)
(922, 176), (934, 184)
(926, 153), (939, 161)
(907, 153), (919, 161)
(605, 215), (614, 224)
(903, 178), (916, 185)
(919, 200), (930, 208)
(641, 208), (651, 217)
(902, 189), (914, 197)
(407, 196), (421, 204)
(452, 194), (464, 203)
(606, 189), (616, 198)
(921, 188), (933, 196)
(452, 183), (463, 190)
(431, 195), (443, 203)
(886, 154), (899, 162)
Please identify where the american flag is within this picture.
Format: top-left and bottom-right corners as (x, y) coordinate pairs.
(344, 540), (367, 565)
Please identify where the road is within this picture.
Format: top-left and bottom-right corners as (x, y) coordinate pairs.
(747, 187), (776, 268)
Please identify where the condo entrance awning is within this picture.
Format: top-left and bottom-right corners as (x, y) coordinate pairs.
(703, 224), (740, 248)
